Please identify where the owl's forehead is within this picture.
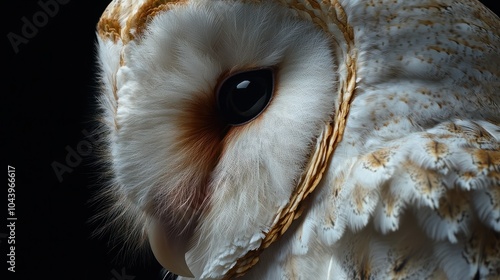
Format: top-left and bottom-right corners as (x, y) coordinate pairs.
(97, 0), (343, 44)
(98, 0), (181, 43)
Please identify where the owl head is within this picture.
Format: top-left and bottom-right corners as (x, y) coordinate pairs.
(95, 0), (353, 278)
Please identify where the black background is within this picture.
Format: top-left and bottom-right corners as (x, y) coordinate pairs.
(2, 1), (500, 280)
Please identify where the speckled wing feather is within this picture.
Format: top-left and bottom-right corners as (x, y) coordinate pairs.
(288, 1), (500, 279)
(312, 120), (499, 279)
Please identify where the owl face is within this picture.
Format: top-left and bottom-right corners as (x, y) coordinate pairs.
(97, 0), (337, 277)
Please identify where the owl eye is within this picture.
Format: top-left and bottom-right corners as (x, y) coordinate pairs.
(216, 68), (274, 125)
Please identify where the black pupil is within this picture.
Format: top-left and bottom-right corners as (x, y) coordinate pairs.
(217, 68), (274, 125)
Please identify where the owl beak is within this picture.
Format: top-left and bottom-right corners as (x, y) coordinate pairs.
(147, 219), (194, 278)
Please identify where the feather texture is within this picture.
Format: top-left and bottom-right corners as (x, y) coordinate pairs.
(94, 0), (500, 279)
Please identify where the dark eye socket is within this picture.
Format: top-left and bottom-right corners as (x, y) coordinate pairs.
(216, 68), (274, 125)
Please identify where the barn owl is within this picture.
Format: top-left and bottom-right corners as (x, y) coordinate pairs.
(93, 0), (500, 279)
